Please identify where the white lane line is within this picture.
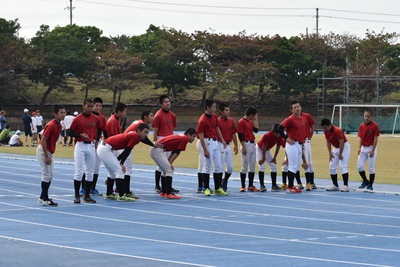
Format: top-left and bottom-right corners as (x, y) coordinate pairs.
(1, 171), (400, 218)
(1, 189), (400, 239)
(0, 235), (214, 267)
(1, 155), (400, 197)
(0, 221), (395, 267)
(1, 204), (400, 254)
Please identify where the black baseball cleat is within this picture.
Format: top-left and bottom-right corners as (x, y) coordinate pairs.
(83, 196), (96, 203)
(171, 187), (180, 193)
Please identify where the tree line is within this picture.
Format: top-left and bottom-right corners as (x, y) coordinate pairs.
(1, 18), (399, 111)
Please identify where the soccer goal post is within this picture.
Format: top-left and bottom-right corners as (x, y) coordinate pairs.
(331, 104), (400, 135)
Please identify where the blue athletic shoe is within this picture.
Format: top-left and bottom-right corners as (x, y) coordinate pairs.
(366, 185), (373, 190)
(79, 189), (86, 196)
(90, 189), (100, 195)
(358, 181), (368, 189)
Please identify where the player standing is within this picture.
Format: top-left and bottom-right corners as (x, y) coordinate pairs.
(357, 109), (380, 190)
(150, 128), (197, 199)
(301, 111), (316, 191)
(256, 124), (285, 192)
(237, 107), (259, 192)
(197, 99), (228, 196)
(277, 101), (308, 193)
(88, 97), (109, 195)
(321, 118), (351, 192)
(218, 103), (238, 192)
(152, 95), (177, 193)
(103, 102), (127, 193)
(106, 102), (127, 137)
(123, 110), (154, 198)
(69, 99), (103, 204)
(196, 132), (206, 193)
(37, 105), (66, 206)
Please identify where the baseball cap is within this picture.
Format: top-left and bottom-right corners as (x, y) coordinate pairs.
(24, 108), (29, 113)
(32, 112), (36, 116)
(36, 110), (40, 113)
(16, 130), (21, 134)
(73, 111), (79, 116)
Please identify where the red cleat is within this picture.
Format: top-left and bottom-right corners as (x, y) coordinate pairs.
(286, 186), (302, 194)
(165, 193), (181, 199)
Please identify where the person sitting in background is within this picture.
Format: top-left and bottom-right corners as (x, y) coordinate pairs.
(0, 125), (11, 144)
(9, 130), (23, 146)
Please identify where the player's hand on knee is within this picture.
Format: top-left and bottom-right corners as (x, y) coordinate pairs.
(121, 164), (126, 173)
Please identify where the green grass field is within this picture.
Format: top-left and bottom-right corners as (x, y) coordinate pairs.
(2, 134), (399, 185)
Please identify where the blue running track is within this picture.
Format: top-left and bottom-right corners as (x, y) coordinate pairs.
(0, 153), (400, 267)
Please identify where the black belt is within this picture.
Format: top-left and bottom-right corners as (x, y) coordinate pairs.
(296, 141), (303, 145)
(83, 141), (92, 144)
(245, 140), (255, 143)
(206, 138), (217, 141)
(220, 141), (230, 145)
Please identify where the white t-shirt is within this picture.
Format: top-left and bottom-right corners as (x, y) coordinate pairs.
(63, 115), (75, 129)
(31, 116), (37, 127)
(9, 134), (20, 145)
(35, 115), (44, 127)
(31, 116), (37, 133)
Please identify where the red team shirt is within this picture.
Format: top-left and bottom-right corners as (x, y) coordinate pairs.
(324, 125), (347, 148)
(237, 118), (256, 142)
(281, 115), (306, 143)
(124, 119), (144, 133)
(218, 117), (237, 143)
(197, 113), (219, 139)
(106, 114), (121, 137)
(301, 112), (315, 139)
(70, 113), (102, 142)
(42, 119), (62, 154)
(257, 131), (285, 151)
(96, 113), (107, 132)
(152, 109), (176, 137)
(104, 131), (141, 150)
(358, 121), (380, 146)
(158, 134), (190, 152)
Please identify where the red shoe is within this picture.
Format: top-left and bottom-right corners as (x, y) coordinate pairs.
(293, 186), (302, 193)
(247, 186), (260, 192)
(160, 192), (166, 197)
(286, 186), (302, 194)
(165, 193), (181, 199)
